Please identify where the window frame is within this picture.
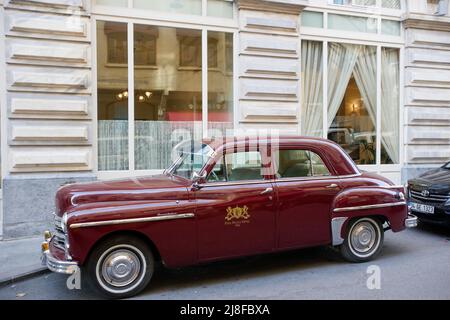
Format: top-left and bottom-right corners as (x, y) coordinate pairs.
(298, 36), (404, 177)
(92, 9), (238, 180)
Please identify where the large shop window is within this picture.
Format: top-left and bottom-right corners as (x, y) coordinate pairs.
(301, 41), (400, 166)
(97, 21), (234, 172)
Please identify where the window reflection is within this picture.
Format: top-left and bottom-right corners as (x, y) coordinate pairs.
(97, 21), (129, 170)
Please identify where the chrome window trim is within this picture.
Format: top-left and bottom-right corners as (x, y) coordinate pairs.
(69, 213), (195, 229)
(333, 201), (406, 213)
(198, 173), (362, 188)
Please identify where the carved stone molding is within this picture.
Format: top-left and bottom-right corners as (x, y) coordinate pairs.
(403, 13), (450, 32)
(237, 0), (308, 14)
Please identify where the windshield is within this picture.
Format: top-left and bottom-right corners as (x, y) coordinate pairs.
(166, 140), (215, 179)
(443, 162), (450, 169)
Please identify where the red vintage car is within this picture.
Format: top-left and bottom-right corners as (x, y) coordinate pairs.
(41, 136), (417, 298)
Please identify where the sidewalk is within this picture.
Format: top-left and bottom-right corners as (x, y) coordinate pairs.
(0, 236), (48, 286)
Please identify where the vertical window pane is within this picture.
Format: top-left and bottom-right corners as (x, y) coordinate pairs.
(381, 48), (400, 164)
(328, 14), (377, 33)
(327, 43), (377, 165)
(381, 20), (401, 36)
(96, 0), (128, 6)
(97, 21), (129, 171)
(134, 26), (202, 170)
(301, 11), (324, 28)
(301, 40), (323, 137)
(208, 0), (234, 19)
(381, 0), (401, 9)
(208, 32), (233, 138)
(134, 0), (202, 15)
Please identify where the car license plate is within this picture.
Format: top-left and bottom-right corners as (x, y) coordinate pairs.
(410, 202), (434, 214)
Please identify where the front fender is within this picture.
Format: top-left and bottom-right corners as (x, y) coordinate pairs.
(330, 187), (407, 245)
(65, 200), (197, 267)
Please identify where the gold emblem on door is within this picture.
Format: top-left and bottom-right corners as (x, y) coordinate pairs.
(225, 205), (250, 226)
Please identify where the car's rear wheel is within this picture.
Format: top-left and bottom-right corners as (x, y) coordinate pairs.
(86, 235), (154, 299)
(340, 217), (384, 263)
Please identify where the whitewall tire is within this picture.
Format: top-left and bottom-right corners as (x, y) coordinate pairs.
(340, 217), (384, 263)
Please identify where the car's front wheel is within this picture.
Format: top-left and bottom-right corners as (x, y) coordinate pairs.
(86, 235), (154, 299)
(340, 217), (384, 263)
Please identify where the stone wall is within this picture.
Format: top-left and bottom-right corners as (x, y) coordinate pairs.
(1, 0), (95, 238)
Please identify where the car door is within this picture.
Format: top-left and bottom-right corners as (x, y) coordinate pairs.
(273, 147), (341, 249)
(194, 146), (276, 261)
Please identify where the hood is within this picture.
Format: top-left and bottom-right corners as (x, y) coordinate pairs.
(55, 174), (191, 217)
(409, 167), (450, 194)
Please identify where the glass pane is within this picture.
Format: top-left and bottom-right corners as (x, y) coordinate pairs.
(208, 0), (233, 19)
(97, 21), (129, 171)
(381, 47), (400, 164)
(225, 151), (263, 181)
(301, 40), (323, 137)
(328, 14), (377, 33)
(208, 31), (233, 139)
(274, 150), (330, 178)
(327, 43), (377, 165)
(353, 0), (376, 5)
(134, 0), (202, 15)
(301, 11), (324, 28)
(381, 19), (401, 36)
(96, 0), (128, 6)
(381, 0), (401, 9)
(134, 26), (202, 170)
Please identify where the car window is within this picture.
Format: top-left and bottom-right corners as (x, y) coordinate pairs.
(274, 149), (330, 178)
(207, 151), (264, 182)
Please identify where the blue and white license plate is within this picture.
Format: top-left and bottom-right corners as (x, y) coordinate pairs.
(410, 202), (434, 214)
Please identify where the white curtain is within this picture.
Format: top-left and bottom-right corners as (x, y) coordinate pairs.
(353, 45), (377, 127)
(381, 48), (400, 163)
(327, 43), (361, 128)
(301, 41), (323, 136)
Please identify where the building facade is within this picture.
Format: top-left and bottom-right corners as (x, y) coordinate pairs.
(0, 0), (449, 239)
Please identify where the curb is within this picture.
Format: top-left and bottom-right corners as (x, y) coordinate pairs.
(0, 267), (50, 288)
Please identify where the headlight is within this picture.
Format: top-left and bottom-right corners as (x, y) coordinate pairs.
(61, 212), (68, 233)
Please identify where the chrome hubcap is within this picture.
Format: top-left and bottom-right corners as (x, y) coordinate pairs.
(101, 249), (141, 288)
(350, 221), (377, 253)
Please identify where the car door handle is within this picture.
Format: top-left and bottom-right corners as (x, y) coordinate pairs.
(326, 183), (339, 189)
(260, 187), (273, 195)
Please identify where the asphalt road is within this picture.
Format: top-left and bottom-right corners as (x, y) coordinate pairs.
(1, 223), (449, 300)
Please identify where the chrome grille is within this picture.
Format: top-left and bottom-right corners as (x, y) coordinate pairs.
(53, 215), (66, 251)
(410, 190), (450, 203)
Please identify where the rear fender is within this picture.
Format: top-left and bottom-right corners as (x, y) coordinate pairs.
(330, 187), (407, 246)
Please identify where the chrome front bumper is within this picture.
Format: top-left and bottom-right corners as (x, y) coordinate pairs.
(41, 249), (78, 274)
(405, 214), (418, 228)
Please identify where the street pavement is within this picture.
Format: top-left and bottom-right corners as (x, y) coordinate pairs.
(0, 223), (449, 300)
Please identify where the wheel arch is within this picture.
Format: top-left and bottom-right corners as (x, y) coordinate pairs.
(331, 214), (389, 246)
(82, 230), (163, 266)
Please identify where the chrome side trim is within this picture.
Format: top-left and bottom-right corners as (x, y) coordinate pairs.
(331, 217), (348, 246)
(69, 213), (195, 229)
(333, 201), (406, 213)
(383, 185), (404, 189)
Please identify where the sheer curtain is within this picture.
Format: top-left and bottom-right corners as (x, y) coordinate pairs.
(353, 45), (377, 126)
(301, 41), (323, 136)
(381, 48), (400, 163)
(327, 43), (361, 127)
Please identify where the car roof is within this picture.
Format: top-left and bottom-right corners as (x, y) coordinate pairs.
(202, 135), (360, 176)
